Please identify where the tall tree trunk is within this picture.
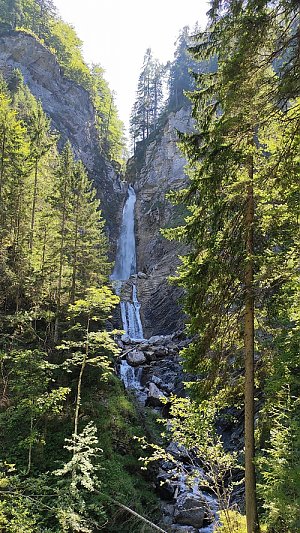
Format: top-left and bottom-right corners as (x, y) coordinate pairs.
(54, 180), (67, 343)
(74, 315), (90, 440)
(40, 224), (47, 281)
(0, 128), (6, 204)
(244, 159), (260, 533)
(70, 195), (80, 304)
(0, 128), (7, 240)
(29, 157), (39, 253)
(27, 412), (34, 474)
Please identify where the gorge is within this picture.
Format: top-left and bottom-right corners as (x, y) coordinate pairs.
(0, 3), (299, 533)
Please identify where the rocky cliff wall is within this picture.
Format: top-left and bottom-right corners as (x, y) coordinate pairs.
(0, 30), (124, 250)
(132, 107), (194, 337)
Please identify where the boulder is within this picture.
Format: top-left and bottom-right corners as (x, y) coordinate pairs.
(166, 442), (191, 463)
(137, 271), (148, 279)
(174, 494), (205, 529)
(146, 382), (167, 407)
(126, 350), (146, 366)
(167, 343), (179, 352)
(156, 469), (176, 500)
(138, 342), (150, 351)
(144, 350), (157, 362)
(148, 335), (164, 345)
(122, 334), (132, 344)
(151, 375), (163, 387)
(152, 345), (168, 357)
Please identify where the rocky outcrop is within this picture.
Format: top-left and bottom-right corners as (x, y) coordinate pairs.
(0, 30), (124, 248)
(174, 494), (206, 529)
(127, 349), (146, 366)
(131, 107), (194, 336)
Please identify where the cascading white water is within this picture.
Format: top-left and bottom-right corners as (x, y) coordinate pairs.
(112, 188), (217, 532)
(119, 360), (143, 390)
(176, 469), (218, 532)
(111, 185), (144, 340)
(111, 185), (137, 281)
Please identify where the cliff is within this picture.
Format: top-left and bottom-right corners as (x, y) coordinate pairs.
(0, 30), (124, 248)
(0, 29), (193, 337)
(131, 107), (194, 337)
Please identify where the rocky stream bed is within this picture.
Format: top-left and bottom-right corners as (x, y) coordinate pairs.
(116, 333), (218, 533)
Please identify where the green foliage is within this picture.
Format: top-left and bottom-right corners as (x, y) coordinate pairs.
(0, 71), (158, 532)
(130, 48), (165, 152)
(139, 395), (242, 520)
(54, 422), (104, 533)
(257, 389), (300, 532)
(164, 1), (300, 531)
(215, 510), (247, 533)
(0, 81), (111, 326)
(91, 65), (127, 165)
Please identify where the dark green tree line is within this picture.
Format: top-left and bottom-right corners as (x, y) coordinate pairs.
(130, 48), (165, 152)
(164, 2), (300, 532)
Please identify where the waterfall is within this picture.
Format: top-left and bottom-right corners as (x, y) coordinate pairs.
(119, 360), (143, 390)
(111, 185), (144, 340)
(111, 185), (137, 281)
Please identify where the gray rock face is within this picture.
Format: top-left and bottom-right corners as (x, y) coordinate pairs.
(174, 494), (206, 529)
(137, 271), (148, 279)
(131, 107), (194, 337)
(166, 443), (191, 463)
(146, 382), (167, 407)
(0, 30), (124, 249)
(126, 350), (146, 366)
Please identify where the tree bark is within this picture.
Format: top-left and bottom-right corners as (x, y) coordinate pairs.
(54, 178), (67, 343)
(70, 192), (80, 304)
(29, 157), (39, 253)
(244, 159), (260, 533)
(73, 315), (90, 441)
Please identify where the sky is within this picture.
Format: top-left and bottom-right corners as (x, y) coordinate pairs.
(52, 0), (209, 137)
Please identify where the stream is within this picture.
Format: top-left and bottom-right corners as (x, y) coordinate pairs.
(111, 184), (218, 532)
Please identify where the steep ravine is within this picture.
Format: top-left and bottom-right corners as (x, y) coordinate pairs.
(111, 108), (219, 531)
(113, 184), (218, 531)
(131, 107), (194, 337)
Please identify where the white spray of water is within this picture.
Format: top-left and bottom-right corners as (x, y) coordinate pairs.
(119, 359), (143, 390)
(111, 185), (144, 340)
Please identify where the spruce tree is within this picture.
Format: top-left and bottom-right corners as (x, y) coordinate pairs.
(130, 49), (164, 151)
(68, 161), (109, 303)
(52, 142), (74, 342)
(27, 102), (55, 253)
(165, 3), (300, 532)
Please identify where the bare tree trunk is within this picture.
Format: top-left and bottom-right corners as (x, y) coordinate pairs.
(70, 194), (80, 304)
(0, 128), (6, 205)
(27, 414), (34, 474)
(40, 224), (47, 281)
(74, 316), (90, 440)
(29, 157), (39, 253)
(0, 127), (7, 241)
(244, 160), (260, 533)
(54, 180), (67, 343)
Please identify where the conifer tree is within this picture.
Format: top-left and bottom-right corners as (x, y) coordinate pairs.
(165, 3), (300, 532)
(130, 49), (164, 151)
(68, 161), (109, 303)
(27, 102), (55, 253)
(53, 142), (74, 342)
